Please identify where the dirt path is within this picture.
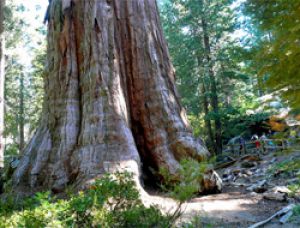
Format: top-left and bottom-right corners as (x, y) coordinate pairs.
(143, 151), (300, 227)
(144, 187), (288, 227)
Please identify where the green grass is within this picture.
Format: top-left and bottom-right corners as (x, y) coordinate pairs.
(268, 157), (300, 175)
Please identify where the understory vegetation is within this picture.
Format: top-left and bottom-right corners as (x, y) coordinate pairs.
(0, 159), (210, 228)
(0, 173), (171, 228)
(267, 155), (300, 220)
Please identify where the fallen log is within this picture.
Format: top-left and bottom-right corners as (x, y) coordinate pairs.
(248, 204), (295, 228)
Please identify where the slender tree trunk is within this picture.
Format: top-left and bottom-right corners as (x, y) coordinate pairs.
(0, 0), (5, 169)
(220, 65), (231, 108)
(196, 56), (213, 151)
(201, 81), (214, 150)
(19, 74), (25, 155)
(13, 0), (220, 193)
(201, 17), (222, 155)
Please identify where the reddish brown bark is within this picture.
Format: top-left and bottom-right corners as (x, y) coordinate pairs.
(13, 0), (218, 193)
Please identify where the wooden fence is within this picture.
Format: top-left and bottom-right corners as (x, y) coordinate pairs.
(223, 138), (300, 157)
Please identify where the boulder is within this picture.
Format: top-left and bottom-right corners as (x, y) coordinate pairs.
(246, 180), (268, 193)
(202, 170), (222, 194)
(262, 186), (291, 202)
(263, 192), (286, 201)
(271, 186), (292, 194)
(241, 161), (257, 168)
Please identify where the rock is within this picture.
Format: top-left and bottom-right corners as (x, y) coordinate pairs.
(241, 161), (257, 168)
(232, 168), (242, 175)
(250, 192), (258, 196)
(254, 168), (261, 174)
(262, 186), (290, 202)
(247, 180), (268, 193)
(271, 186), (291, 194)
(222, 173), (229, 178)
(242, 169), (253, 176)
(223, 174), (233, 182)
(263, 192), (286, 201)
(202, 170), (222, 194)
(232, 182), (248, 187)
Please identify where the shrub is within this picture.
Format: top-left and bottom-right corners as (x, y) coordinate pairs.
(159, 159), (210, 221)
(0, 172), (171, 228)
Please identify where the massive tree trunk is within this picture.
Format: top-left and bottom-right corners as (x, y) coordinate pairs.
(0, 0), (5, 170)
(13, 0), (217, 193)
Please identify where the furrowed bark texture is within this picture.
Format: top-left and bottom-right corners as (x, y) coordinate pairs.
(13, 0), (210, 192)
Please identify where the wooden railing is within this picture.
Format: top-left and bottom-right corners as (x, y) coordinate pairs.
(222, 138), (300, 157)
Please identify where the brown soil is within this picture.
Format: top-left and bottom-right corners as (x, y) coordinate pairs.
(144, 151), (300, 228)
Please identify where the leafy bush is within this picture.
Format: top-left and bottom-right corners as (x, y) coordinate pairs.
(0, 172), (171, 228)
(293, 204), (300, 217)
(159, 159), (210, 222)
(160, 159), (208, 201)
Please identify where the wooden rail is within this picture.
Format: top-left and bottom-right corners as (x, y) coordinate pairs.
(223, 138), (300, 156)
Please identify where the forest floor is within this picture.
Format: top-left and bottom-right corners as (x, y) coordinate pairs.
(144, 150), (300, 228)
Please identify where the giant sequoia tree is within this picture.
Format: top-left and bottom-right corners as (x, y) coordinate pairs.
(13, 0), (218, 193)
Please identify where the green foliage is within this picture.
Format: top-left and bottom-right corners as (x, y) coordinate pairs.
(4, 0), (46, 157)
(222, 112), (270, 141)
(159, 159), (211, 223)
(242, 0), (300, 108)
(160, 159), (209, 202)
(288, 172), (300, 198)
(293, 204), (300, 217)
(288, 183), (300, 198)
(189, 110), (270, 143)
(181, 215), (215, 228)
(268, 158), (300, 177)
(159, 0), (263, 148)
(0, 172), (171, 228)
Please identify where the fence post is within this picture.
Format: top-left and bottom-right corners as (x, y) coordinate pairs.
(230, 144), (234, 155)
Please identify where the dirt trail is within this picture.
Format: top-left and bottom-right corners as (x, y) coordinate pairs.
(144, 151), (300, 227)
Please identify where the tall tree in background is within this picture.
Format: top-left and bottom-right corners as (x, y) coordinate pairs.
(4, 1), (46, 157)
(13, 0), (219, 193)
(160, 0), (249, 152)
(200, 0), (223, 154)
(0, 0), (5, 169)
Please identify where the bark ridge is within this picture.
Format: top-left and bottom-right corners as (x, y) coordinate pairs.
(13, 0), (211, 193)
